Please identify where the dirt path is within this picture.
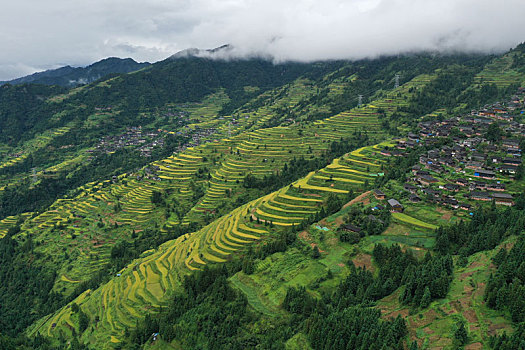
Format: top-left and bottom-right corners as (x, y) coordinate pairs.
(343, 190), (371, 209)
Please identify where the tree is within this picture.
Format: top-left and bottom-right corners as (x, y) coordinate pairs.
(420, 286), (431, 309)
(78, 310), (89, 333)
(453, 320), (468, 346)
(485, 123), (502, 142)
(312, 245), (321, 259)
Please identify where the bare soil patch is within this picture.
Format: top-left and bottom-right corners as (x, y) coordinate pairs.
(298, 230), (312, 242)
(488, 323), (508, 336)
(463, 308), (478, 323)
(441, 212), (452, 221)
(342, 191), (371, 209)
(352, 253), (375, 272)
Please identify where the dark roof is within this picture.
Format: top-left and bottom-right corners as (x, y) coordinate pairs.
(475, 169), (495, 176)
(387, 199), (403, 207)
(491, 192), (513, 199)
(342, 224), (361, 233)
(409, 194), (421, 202)
(373, 189), (385, 196)
(419, 175), (438, 182)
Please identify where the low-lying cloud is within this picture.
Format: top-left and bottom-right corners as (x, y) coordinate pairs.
(1, 0), (524, 80)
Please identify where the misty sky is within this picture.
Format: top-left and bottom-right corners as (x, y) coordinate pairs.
(1, 0), (525, 80)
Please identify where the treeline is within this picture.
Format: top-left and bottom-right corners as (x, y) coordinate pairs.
(0, 148), (145, 218)
(122, 243), (451, 349)
(126, 266), (264, 349)
(489, 324), (525, 350)
(331, 245), (452, 309)
(434, 194), (525, 257)
(0, 83), (66, 144)
(0, 234), (64, 336)
(485, 236), (525, 323)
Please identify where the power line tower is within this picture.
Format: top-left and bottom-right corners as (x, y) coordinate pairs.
(31, 167), (37, 184)
(394, 74), (400, 89)
(358, 95), (363, 107)
(228, 122), (232, 138)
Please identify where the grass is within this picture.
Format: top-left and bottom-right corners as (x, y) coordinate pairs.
(392, 212), (439, 230)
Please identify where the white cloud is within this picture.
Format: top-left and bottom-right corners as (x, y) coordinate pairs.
(1, 0), (524, 80)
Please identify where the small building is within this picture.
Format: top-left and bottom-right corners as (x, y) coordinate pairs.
(499, 164), (518, 174)
(456, 178), (468, 187)
(418, 175), (439, 186)
(503, 157), (522, 166)
(460, 203), (472, 211)
(502, 139), (520, 150)
(373, 189), (386, 200)
(470, 191), (492, 201)
(409, 194), (421, 203)
(444, 183), (460, 192)
(387, 198), (404, 213)
(492, 192), (514, 206)
(404, 183), (418, 193)
(474, 169), (496, 179)
(340, 224), (362, 233)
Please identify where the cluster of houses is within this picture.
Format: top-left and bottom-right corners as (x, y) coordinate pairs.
(88, 126), (165, 157)
(171, 126), (218, 154)
(378, 87), (524, 211)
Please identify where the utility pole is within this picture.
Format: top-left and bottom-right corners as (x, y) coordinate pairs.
(358, 95), (363, 107)
(31, 167), (37, 184)
(394, 74), (400, 89)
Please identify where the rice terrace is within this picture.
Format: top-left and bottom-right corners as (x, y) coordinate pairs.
(1, 2), (525, 349)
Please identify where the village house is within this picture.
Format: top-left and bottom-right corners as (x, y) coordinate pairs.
(499, 164), (518, 174)
(503, 157), (522, 166)
(502, 139), (520, 150)
(408, 194), (421, 203)
(373, 189), (386, 200)
(387, 199), (404, 213)
(444, 183), (460, 192)
(469, 191), (492, 201)
(460, 203), (472, 211)
(403, 183), (418, 193)
(492, 192), (514, 206)
(455, 178), (468, 187)
(418, 175), (439, 186)
(486, 183), (506, 191)
(474, 169), (496, 179)
(340, 224), (362, 234)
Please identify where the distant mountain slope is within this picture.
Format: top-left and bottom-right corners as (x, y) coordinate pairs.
(0, 57), (150, 87)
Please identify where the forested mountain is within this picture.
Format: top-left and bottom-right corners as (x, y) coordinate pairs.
(0, 45), (525, 349)
(0, 58), (150, 87)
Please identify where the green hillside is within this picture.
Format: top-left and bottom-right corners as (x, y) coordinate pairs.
(1, 47), (525, 349)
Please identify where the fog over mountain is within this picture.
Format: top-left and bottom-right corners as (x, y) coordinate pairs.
(1, 0), (524, 80)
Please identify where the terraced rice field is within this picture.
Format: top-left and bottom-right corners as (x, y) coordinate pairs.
(25, 73), (442, 346)
(35, 142), (393, 344)
(474, 53), (525, 88)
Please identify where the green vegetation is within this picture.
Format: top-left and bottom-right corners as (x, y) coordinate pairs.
(1, 45), (525, 349)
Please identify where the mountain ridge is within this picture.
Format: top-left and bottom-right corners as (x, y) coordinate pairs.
(0, 57), (150, 87)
